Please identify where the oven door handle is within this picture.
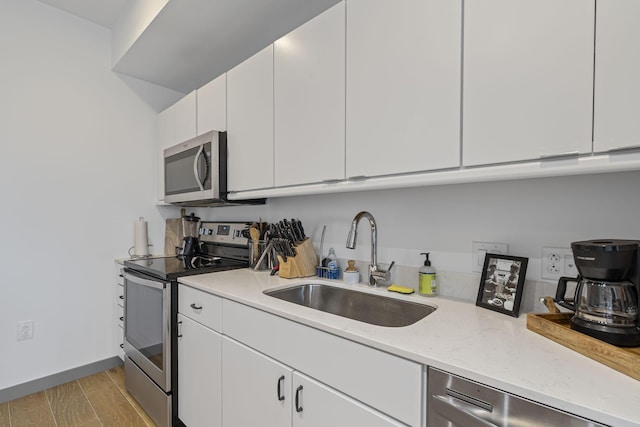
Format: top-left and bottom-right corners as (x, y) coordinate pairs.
(123, 271), (166, 290)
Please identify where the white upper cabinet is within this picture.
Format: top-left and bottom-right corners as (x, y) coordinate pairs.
(462, 0), (594, 166)
(594, 0), (640, 153)
(156, 90), (197, 201)
(346, 0), (461, 178)
(197, 74), (227, 133)
(158, 91), (197, 150)
(274, 2), (346, 186)
(227, 45), (275, 192)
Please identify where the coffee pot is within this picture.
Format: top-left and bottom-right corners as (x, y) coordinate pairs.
(556, 239), (640, 347)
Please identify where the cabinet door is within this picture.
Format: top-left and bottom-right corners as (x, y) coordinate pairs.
(227, 45), (274, 192)
(292, 372), (404, 427)
(171, 91), (197, 146)
(197, 74), (227, 133)
(222, 336), (292, 427)
(594, 0), (640, 152)
(156, 92), (197, 201)
(177, 314), (222, 427)
(274, 2), (345, 186)
(463, 0), (594, 166)
(346, 0), (461, 178)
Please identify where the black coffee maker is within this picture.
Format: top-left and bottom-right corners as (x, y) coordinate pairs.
(556, 239), (640, 346)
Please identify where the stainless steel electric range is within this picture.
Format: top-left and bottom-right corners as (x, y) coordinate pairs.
(122, 221), (250, 427)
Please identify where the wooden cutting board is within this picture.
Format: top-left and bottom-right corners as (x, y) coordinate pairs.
(164, 209), (186, 255)
(527, 312), (640, 381)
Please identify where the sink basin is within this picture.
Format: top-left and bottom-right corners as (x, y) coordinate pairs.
(264, 283), (436, 327)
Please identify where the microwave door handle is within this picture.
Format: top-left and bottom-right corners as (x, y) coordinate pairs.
(193, 145), (205, 191)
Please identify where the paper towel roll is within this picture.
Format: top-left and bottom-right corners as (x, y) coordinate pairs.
(134, 217), (149, 256)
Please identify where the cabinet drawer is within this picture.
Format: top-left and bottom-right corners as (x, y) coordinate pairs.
(116, 284), (124, 306)
(117, 325), (124, 360)
(179, 284), (222, 332)
(223, 300), (423, 426)
(116, 267), (124, 286)
(117, 305), (124, 328)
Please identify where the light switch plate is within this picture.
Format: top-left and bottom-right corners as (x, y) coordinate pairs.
(472, 242), (508, 272)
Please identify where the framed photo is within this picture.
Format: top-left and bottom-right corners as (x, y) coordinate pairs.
(476, 253), (528, 317)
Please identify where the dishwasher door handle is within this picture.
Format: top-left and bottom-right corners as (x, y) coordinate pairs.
(431, 395), (498, 427)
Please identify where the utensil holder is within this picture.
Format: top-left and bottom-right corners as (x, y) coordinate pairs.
(249, 239), (273, 270)
(278, 239), (318, 278)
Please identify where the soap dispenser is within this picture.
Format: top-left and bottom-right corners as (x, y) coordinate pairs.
(419, 252), (437, 296)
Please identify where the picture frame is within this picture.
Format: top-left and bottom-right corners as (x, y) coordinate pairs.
(476, 253), (528, 317)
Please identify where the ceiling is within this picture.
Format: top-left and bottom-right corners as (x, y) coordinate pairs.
(37, 0), (341, 94)
(37, 0), (132, 29)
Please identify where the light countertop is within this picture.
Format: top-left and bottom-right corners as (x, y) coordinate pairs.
(180, 269), (640, 427)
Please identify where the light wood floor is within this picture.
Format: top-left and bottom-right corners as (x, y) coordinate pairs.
(0, 366), (156, 427)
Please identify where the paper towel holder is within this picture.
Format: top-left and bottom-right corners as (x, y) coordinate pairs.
(130, 216), (153, 259)
(128, 244), (154, 259)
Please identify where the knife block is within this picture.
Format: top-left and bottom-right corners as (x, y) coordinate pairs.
(277, 238), (318, 278)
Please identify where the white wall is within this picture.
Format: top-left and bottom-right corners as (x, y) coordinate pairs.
(0, 0), (170, 390)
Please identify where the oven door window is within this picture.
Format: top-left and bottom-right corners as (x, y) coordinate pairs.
(125, 279), (165, 370)
(165, 142), (211, 195)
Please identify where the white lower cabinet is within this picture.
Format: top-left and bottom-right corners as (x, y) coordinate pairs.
(222, 337), (292, 427)
(291, 372), (404, 427)
(223, 300), (422, 426)
(177, 313), (222, 427)
(222, 336), (404, 427)
(176, 287), (421, 426)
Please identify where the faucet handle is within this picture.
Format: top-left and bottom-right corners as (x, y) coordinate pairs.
(370, 261), (395, 287)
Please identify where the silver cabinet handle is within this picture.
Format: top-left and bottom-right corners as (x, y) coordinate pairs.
(539, 151), (579, 160)
(608, 144), (640, 153)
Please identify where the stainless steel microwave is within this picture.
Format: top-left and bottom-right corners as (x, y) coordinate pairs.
(164, 131), (265, 207)
(164, 131), (227, 206)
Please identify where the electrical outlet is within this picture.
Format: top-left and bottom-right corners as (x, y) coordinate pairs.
(17, 320), (34, 341)
(472, 242), (508, 273)
(541, 247), (576, 281)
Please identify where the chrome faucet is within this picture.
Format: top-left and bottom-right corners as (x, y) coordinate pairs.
(346, 211), (395, 287)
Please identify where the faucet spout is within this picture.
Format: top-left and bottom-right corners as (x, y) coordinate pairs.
(346, 211), (393, 286)
(346, 211), (377, 268)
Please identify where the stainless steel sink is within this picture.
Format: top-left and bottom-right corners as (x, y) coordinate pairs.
(264, 283), (436, 327)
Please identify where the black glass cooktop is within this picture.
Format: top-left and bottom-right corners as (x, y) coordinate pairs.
(124, 255), (248, 281)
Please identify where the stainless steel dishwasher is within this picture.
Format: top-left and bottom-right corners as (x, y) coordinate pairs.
(428, 367), (607, 427)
